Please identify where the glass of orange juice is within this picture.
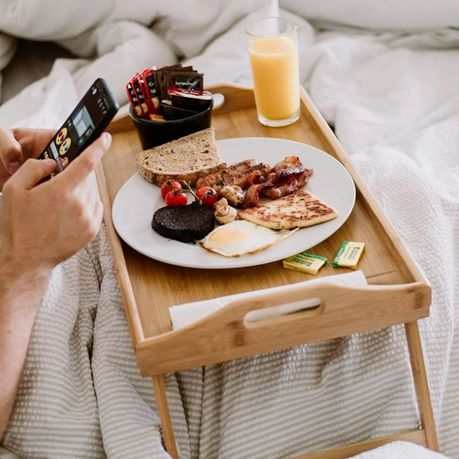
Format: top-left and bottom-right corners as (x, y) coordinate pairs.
(247, 17), (300, 127)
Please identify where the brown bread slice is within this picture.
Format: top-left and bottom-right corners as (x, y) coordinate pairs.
(238, 190), (338, 230)
(136, 128), (226, 186)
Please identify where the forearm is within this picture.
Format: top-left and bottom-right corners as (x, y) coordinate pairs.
(0, 257), (50, 439)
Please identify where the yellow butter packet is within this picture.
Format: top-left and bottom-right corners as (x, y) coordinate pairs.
(283, 252), (327, 275)
(333, 241), (365, 269)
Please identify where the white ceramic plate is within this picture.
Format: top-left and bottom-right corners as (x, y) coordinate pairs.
(112, 137), (356, 269)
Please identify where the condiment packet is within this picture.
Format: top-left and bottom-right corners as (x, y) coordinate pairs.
(283, 252), (328, 275)
(126, 80), (142, 117)
(168, 87), (213, 111)
(126, 64), (210, 121)
(141, 68), (160, 114)
(132, 73), (149, 117)
(156, 67), (203, 101)
(333, 241), (365, 269)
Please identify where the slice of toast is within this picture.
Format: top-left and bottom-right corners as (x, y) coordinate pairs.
(238, 190), (338, 230)
(136, 128), (226, 186)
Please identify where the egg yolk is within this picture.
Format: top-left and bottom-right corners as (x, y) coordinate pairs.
(208, 227), (248, 246)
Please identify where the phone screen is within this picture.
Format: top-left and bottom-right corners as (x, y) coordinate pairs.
(40, 78), (118, 173)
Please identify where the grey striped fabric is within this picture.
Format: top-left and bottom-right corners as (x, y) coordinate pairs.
(1, 154), (458, 458)
(2, 229), (171, 458)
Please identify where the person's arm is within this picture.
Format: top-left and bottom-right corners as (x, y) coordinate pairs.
(0, 129), (111, 439)
(0, 253), (51, 437)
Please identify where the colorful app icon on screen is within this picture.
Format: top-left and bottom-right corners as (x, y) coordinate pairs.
(59, 137), (71, 156)
(56, 127), (68, 145)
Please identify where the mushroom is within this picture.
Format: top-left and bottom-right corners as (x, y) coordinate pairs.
(214, 198), (237, 225)
(221, 185), (244, 207)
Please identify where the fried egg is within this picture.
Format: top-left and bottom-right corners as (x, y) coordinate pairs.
(199, 220), (297, 257)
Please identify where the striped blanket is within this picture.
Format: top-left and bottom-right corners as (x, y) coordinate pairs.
(0, 228), (440, 458)
(1, 2), (459, 458)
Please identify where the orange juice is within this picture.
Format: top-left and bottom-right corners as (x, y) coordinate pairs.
(249, 35), (299, 122)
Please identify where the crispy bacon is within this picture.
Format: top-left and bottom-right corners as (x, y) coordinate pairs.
(237, 163), (272, 188)
(263, 168), (313, 200)
(246, 169), (267, 186)
(196, 159), (257, 190)
(273, 155), (304, 174)
(242, 156), (313, 207)
(196, 160), (272, 192)
(243, 182), (273, 208)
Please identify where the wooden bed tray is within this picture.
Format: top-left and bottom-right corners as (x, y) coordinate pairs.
(97, 84), (438, 458)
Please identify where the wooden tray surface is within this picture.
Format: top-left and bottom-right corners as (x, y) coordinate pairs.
(98, 84), (427, 352)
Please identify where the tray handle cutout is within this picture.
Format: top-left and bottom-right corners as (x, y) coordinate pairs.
(244, 296), (322, 327)
(136, 282), (431, 375)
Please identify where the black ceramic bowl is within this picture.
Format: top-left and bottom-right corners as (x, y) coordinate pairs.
(129, 100), (213, 150)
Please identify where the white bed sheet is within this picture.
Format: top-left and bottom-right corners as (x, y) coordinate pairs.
(0, 2), (458, 458)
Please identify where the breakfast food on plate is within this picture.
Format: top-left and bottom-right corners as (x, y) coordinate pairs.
(263, 156), (313, 200)
(239, 190), (337, 230)
(195, 185), (219, 208)
(195, 159), (271, 192)
(243, 156), (313, 207)
(214, 198), (237, 225)
(145, 140), (339, 257)
(199, 220), (298, 257)
(152, 201), (215, 243)
(221, 185), (244, 207)
(196, 155), (313, 208)
(136, 128), (225, 186)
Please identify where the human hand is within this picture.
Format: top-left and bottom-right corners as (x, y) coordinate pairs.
(0, 128), (55, 191)
(0, 130), (111, 439)
(0, 132), (112, 279)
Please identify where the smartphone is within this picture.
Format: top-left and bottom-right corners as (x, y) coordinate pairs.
(39, 78), (119, 173)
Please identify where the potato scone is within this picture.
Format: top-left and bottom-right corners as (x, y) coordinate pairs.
(136, 128), (226, 186)
(238, 190), (338, 230)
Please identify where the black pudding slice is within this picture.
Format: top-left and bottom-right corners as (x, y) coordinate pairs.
(152, 202), (215, 243)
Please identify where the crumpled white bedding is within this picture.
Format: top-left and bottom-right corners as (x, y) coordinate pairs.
(352, 441), (450, 459)
(0, 1), (458, 458)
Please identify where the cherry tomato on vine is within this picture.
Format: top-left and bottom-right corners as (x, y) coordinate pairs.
(165, 189), (188, 207)
(161, 180), (182, 200)
(196, 186), (218, 208)
(196, 186), (212, 200)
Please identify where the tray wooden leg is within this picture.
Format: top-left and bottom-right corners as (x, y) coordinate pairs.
(296, 320), (438, 458)
(405, 321), (439, 450)
(152, 321), (438, 458)
(153, 375), (179, 459)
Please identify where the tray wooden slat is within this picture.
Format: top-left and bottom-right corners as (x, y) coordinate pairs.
(136, 281), (430, 375)
(98, 83), (429, 359)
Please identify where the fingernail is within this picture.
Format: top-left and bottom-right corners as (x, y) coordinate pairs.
(7, 160), (21, 175)
(101, 132), (112, 147)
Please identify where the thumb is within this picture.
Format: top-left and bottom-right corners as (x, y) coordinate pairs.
(0, 127), (24, 174)
(8, 158), (56, 190)
(57, 132), (111, 188)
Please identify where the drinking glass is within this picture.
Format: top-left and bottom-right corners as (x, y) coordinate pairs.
(246, 17), (300, 127)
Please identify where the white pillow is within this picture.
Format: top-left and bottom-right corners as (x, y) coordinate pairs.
(152, 0), (271, 59)
(0, 33), (16, 68)
(280, 0), (459, 31)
